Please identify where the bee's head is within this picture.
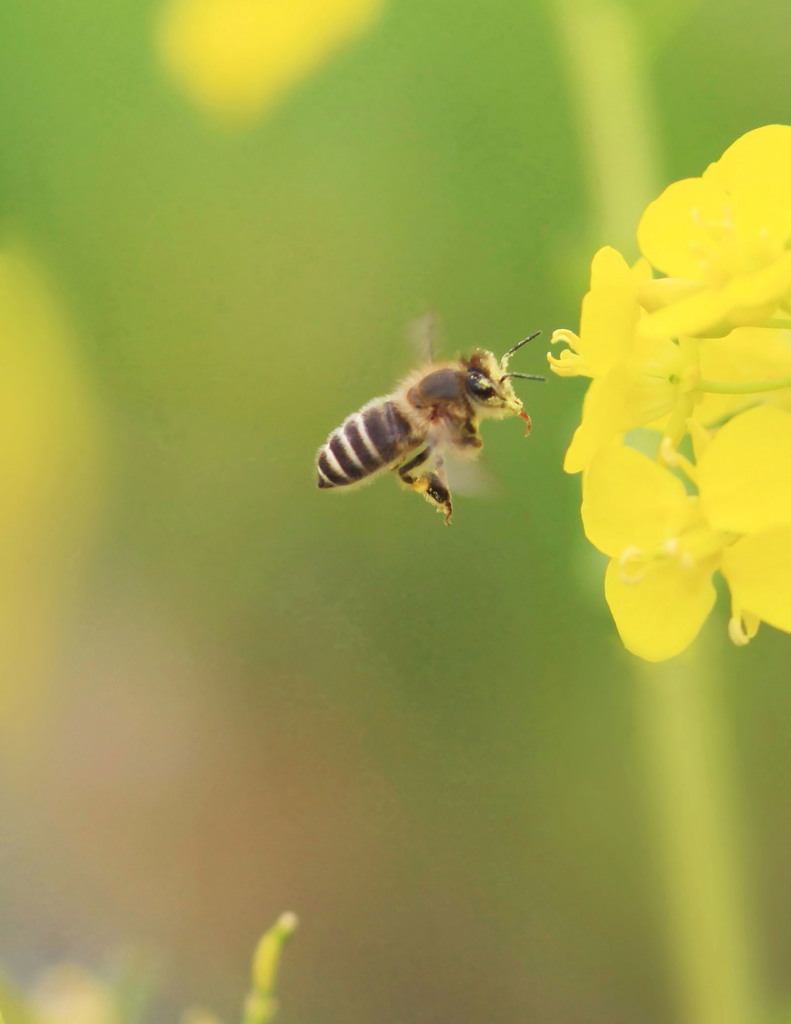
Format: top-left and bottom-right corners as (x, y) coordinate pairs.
(464, 333), (544, 427)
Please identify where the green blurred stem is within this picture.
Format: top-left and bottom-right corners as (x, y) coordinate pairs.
(696, 374), (791, 394)
(637, 649), (760, 1024)
(553, 0), (661, 253)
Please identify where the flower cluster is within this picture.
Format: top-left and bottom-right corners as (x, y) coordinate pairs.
(551, 125), (791, 661)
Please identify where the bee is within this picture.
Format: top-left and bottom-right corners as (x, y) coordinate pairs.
(316, 331), (544, 524)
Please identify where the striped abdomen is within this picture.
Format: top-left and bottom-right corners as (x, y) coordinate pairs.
(317, 399), (416, 489)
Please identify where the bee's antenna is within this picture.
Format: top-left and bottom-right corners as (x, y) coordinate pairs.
(501, 330), (541, 365)
(501, 372), (546, 382)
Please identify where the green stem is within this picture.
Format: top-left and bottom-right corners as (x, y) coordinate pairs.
(636, 645), (761, 1024)
(696, 375), (791, 394)
(757, 317), (791, 329)
(553, 0), (661, 253)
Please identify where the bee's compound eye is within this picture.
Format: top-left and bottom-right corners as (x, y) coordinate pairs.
(465, 371), (497, 401)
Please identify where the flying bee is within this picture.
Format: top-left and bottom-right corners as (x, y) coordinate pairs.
(316, 331), (544, 524)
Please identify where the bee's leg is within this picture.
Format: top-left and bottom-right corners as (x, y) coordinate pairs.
(431, 453), (453, 525)
(409, 472), (453, 525)
(396, 447), (431, 478)
(397, 449), (453, 525)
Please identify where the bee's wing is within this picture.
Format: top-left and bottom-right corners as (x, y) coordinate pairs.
(424, 420), (501, 498)
(443, 451), (501, 497)
(406, 310), (440, 363)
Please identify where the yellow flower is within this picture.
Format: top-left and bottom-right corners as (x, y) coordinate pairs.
(157, 0), (384, 122)
(30, 967), (120, 1024)
(581, 406), (791, 661)
(637, 125), (791, 337)
(548, 246), (699, 472)
(0, 249), (104, 720)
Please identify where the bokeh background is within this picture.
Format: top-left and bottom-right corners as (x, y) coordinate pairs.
(2, 1), (791, 1022)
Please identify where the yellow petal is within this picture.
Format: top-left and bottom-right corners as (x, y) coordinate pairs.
(563, 375), (629, 474)
(714, 125), (791, 186)
(698, 405), (791, 532)
(642, 242), (791, 340)
(708, 125), (791, 243)
(575, 247), (639, 375)
(721, 527), (791, 633)
(641, 281), (735, 338)
(589, 244), (631, 290)
(638, 275), (704, 314)
(638, 176), (729, 281)
(724, 250), (791, 316)
(582, 442), (695, 556)
(629, 256), (654, 284)
(157, 0), (384, 121)
(604, 556), (717, 662)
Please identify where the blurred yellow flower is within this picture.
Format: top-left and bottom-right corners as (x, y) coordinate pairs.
(548, 246), (699, 472)
(0, 249), (104, 722)
(637, 125), (791, 337)
(30, 967), (120, 1024)
(157, 0), (385, 122)
(581, 406), (791, 660)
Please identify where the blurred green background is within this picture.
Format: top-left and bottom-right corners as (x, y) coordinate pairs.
(2, 1), (791, 1022)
